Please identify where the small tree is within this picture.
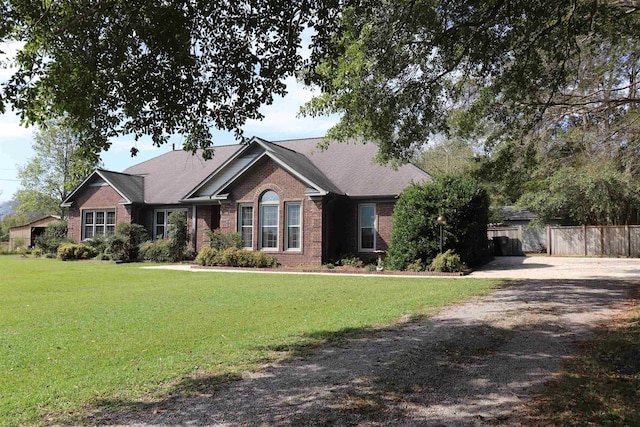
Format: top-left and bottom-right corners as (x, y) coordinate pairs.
(386, 174), (491, 270)
(15, 117), (101, 220)
(35, 221), (73, 256)
(167, 211), (189, 262)
(106, 223), (148, 261)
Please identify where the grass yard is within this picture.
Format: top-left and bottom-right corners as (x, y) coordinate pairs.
(0, 256), (498, 426)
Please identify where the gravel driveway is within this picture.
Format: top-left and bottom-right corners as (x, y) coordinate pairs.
(97, 257), (638, 426)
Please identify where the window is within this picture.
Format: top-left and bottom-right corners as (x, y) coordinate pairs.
(154, 209), (187, 240)
(358, 204), (376, 251)
(82, 209), (115, 240)
(285, 203), (301, 250)
(238, 204), (253, 248)
(259, 190), (279, 250)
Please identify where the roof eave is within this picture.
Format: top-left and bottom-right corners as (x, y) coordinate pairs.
(182, 139), (258, 200)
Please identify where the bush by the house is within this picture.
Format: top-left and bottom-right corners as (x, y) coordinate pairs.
(167, 211), (189, 262)
(429, 250), (466, 272)
(194, 247), (277, 268)
(194, 247), (217, 266)
(206, 230), (243, 250)
(339, 255), (364, 268)
(386, 174), (491, 270)
(139, 240), (173, 263)
(35, 221), (73, 256)
(58, 243), (97, 261)
(85, 234), (108, 256)
(106, 223), (148, 261)
(406, 259), (425, 272)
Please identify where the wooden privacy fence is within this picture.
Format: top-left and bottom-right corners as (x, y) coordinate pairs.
(547, 225), (640, 257)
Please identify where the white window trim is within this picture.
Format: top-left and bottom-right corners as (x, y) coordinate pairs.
(153, 208), (188, 240)
(259, 194), (279, 251)
(285, 202), (302, 251)
(238, 204), (254, 249)
(82, 209), (116, 240)
(358, 203), (377, 252)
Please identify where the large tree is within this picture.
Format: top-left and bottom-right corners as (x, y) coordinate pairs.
(15, 117), (101, 220)
(304, 0), (640, 161)
(1, 1), (639, 167)
(0, 0), (317, 160)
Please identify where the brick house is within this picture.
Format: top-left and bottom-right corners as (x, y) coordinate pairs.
(61, 137), (430, 266)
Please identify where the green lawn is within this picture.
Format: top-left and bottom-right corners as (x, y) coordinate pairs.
(0, 256), (498, 426)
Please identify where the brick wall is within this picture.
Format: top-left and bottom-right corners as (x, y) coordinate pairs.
(219, 157), (324, 266)
(194, 205), (220, 250)
(376, 202), (395, 252)
(326, 199), (396, 263)
(67, 185), (131, 242)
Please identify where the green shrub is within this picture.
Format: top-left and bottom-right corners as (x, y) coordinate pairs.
(250, 251), (278, 268)
(140, 240), (173, 263)
(58, 243), (96, 261)
(206, 230), (243, 250)
(13, 237), (27, 251)
(406, 259), (424, 272)
(105, 235), (127, 261)
(386, 174), (491, 270)
(35, 221), (72, 256)
(339, 255), (364, 268)
(85, 234), (108, 256)
(216, 247), (240, 266)
(112, 223), (148, 261)
(194, 247), (277, 268)
(194, 247), (218, 266)
(167, 211), (189, 262)
(429, 250), (467, 272)
(32, 247), (44, 258)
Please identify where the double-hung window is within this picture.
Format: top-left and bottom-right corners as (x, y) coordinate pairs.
(358, 204), (376, 252)
(285, 202), (301, 250)
(238, 204), (254, 248)
(259, 191), (279, 250)
(82, 209), (115, 240)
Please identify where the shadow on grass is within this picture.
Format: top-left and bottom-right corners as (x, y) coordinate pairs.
(522, 292), (640, 426)
(66, 279), (637, 427)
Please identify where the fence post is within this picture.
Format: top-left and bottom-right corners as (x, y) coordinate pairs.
(546, 226), (551, 255)
(583, 225), (588, 256)
(627, 225), (631, 257)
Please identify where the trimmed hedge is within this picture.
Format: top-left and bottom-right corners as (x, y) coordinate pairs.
(195, 247), (277, 268)
(386, 174), (491, 270)
(58, 243), (97, 261)
(139, 240), (173, 263)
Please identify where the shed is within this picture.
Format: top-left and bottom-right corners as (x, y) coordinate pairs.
(9, 215), (61, 251)
(489, 206), (561, 253)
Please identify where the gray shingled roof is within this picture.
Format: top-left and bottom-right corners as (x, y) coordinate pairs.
(119, 137), (431, 203)
(123, 145), (240, 204)
(274, 138), (431, 197)
(258, 139), (342, 195)
(98, 169), (144, 203)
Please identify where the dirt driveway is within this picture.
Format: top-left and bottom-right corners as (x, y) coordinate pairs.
(98, 258), (638, 426)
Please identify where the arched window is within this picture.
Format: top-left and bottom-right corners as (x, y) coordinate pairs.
(259, 190), (279, 249)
